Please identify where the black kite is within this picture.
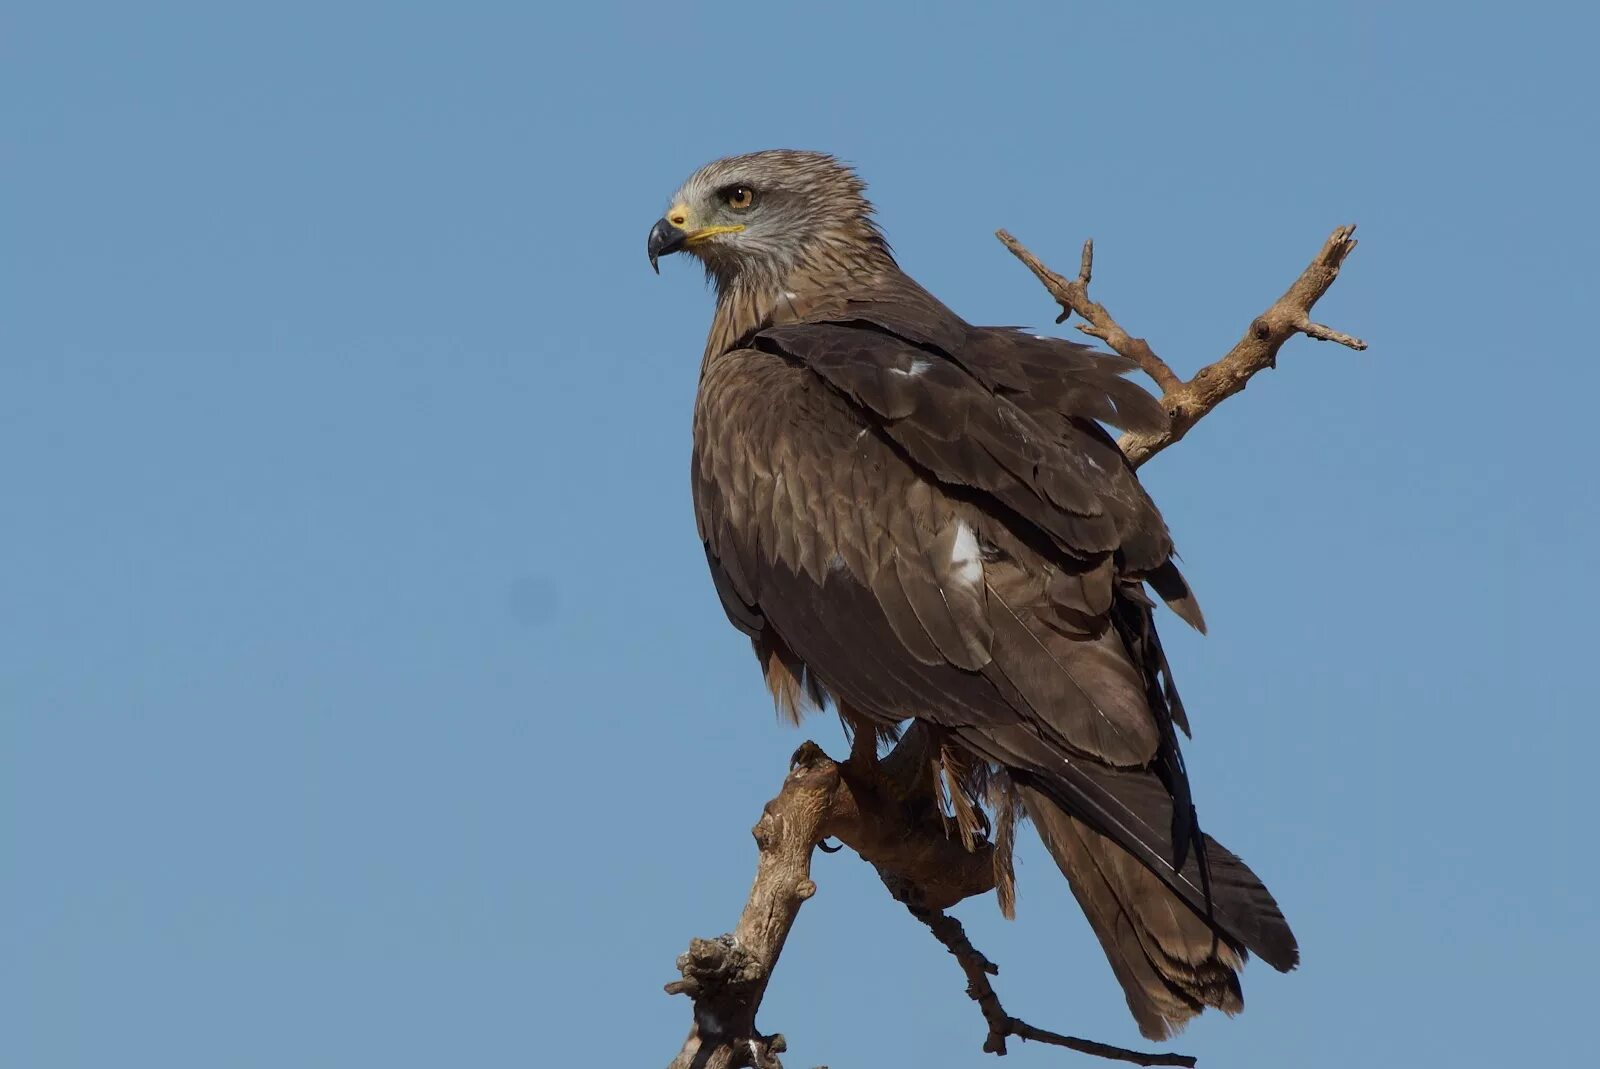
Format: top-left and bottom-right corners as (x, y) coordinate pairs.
(649, 150), (1297, 1040)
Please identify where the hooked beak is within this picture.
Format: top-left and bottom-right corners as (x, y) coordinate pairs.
(647, 217), (686, 274)
(648, 204), (746, 274)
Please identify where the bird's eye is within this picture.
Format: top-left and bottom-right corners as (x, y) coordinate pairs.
(725, 185), (755, 210)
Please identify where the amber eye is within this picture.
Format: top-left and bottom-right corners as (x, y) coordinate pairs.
(725, 185), (755, 210)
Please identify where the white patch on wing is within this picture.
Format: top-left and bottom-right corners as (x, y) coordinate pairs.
(951, 521), (983, 585)
(889, 357), (933, 377)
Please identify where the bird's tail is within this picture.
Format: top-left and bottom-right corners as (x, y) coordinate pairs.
(1018, 784), (1293, 1041)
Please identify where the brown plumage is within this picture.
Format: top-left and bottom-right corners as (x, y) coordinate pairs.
(649, 150), (1297, 1040)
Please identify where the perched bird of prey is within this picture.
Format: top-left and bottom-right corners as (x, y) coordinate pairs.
(648, 150), (1297, 1040)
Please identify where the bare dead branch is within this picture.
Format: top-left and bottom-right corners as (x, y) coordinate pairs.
(996, 225), (1365, 467)
(666, 225), (1365, 1067)
(666, 726), (1193, 1067)
(665, 742), (834, 1069)
(667, 730), (997, 1068)
(996, 234), (1184, 395)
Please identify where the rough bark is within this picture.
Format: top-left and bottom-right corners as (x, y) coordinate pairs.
(666, 226), (1365, 1068)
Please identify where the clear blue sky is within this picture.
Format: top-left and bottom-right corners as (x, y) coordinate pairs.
(4, 3), (1596, 1066)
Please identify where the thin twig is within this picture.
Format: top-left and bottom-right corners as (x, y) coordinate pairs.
(996, 232), (1183, 395)
(996, 225), (1366, 467)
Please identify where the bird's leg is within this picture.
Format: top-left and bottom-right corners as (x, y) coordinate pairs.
(847, 720), (879, 774)
(839, 704), (882, 777)
(877, 721), (941, 806)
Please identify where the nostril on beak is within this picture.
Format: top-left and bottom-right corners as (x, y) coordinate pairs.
(669, 212), (686, 226)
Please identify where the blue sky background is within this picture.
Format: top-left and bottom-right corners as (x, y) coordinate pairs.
(4, 3), (1597, 1066)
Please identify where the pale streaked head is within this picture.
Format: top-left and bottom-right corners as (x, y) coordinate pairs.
(646, 150), (888, 292)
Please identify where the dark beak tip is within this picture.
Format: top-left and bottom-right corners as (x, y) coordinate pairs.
(647, 217), (686, 274)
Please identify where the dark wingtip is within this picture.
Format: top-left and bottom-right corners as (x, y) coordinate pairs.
(1147, 559), (1207, 633)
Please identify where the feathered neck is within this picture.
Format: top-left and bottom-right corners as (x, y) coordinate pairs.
(701, 224), (896, 365)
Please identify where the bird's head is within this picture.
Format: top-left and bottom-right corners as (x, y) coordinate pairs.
(647, 150), (888, 292)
